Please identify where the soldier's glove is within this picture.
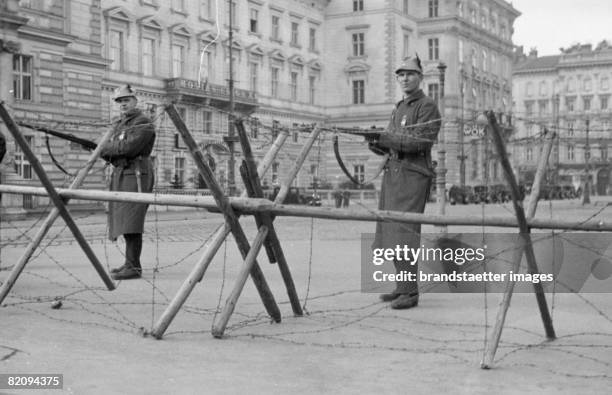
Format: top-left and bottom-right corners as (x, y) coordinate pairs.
(376, 133), (400, 150)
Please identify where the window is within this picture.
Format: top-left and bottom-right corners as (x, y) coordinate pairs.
(291, 22), (299, 46)
(142, 38), (155, 76)
(428, 38), (439, 60)
(249, 62), (258, 92)
(428, 0), (438, 17)
(353, 0), (363, 11)
(201, 50), (214, 81)
(271, 67), (279, 97)
(309, 27), (317, 51)
(428, 83), (439, 103)
(226, 0), (237, 26)
(583, 96), (591, 111)
(249, 8), (259, 33)
(272, 120), (280, 139)
(292, 131), (299, 143)
(203, 110), (212, 134)
(457, 1), (463, 17)
(470, 8), (477, 24)
(403, 0), (409, 15)
(491, 52), (496, 73)
(352, 33), (365, 57)
(524, 101), (533, 116)
(309, 75), (316, 104)
(566, 97), (575, 112)
(14, 136), (33, 179)
(403, 34), (410, 59)
(272, 161), (279, 184)
(538, 101), (547, 116)
(567, 121), (574, 136)
(525, 82), (533, 97)
(250, 118), (259, 139)
(539, 81), (547, 96)
(567, 77), (575, 92)
(526, 147), (533, 161)
(583, 78), (592, 92)
(458, 39), (464, 63)
(601, 145), (608, 161)
(174, 108), (187, 148)
(601, 76), (610, 91)
(354, 164), (365, 183)
(567, 145), (575, 161)
(601, 95), (609, 110)
(200, 0), (212, 19)
(482, 49), (487, 71)
(13, 55), (32, 100)
(172, 44), (184, 77)
(271, 15), (280, 40)
(174, 157), (186, 186)
(109, 30), (124, 71)
(290, 71), (298, 101)
(352, 80), (365, 104)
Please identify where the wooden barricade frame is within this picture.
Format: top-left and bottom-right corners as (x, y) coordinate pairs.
(2, 101), (605, 370)
(0, 101), (115, 304)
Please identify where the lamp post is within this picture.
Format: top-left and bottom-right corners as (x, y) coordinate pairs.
(458, 71), (466, 187)
(582, 118), (591, 204)
(436, 62), (447, 231)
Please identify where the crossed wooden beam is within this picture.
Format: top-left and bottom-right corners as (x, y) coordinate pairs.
(151, 104), (322, 338)
(0, 100), (559, 368)
(0, 101), (116, 303)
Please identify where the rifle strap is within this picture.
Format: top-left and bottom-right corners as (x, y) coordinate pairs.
(332, 135), (387, 186)
(45, 135), (76, 177)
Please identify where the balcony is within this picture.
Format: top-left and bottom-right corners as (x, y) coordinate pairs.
(164, 78), (258, 113)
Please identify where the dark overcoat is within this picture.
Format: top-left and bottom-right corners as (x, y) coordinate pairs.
(100, 108), (156, 241)
(373, 89), (441, 250)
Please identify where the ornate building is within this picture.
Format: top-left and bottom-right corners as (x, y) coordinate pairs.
(0, 0), (520, 214)
(513, 42), (612, 194)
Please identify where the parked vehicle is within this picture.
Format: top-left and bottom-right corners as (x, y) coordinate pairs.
(473, 185), (490, 204)
(489, 184), (511, 203)
(448, 185), (476, 205)
(269, 187), (321, 206)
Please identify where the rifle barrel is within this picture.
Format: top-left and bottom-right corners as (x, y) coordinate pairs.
(17, 121), (97, 150)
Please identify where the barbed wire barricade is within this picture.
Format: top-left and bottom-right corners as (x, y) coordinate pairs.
(0, 105), (610, 378)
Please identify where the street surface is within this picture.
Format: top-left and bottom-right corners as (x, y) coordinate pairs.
(1, 198), (611, 394)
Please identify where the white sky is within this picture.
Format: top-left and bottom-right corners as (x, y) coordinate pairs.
(510, 0), (611, 56)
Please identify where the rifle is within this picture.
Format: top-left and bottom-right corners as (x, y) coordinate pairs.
(331, 126), (387, 186)
(17, 121), (97, 150)
(17, 121), (99, 176)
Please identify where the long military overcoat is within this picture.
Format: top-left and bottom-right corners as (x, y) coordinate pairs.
(100, 108), (156, 241)
(373, 89), (441, 251)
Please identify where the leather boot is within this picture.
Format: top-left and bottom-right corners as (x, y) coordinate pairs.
(111, 265), (142, 280)
(379, 291), (401, 302)
(390, 293), (419, 310)
(110, 264), (127, 274)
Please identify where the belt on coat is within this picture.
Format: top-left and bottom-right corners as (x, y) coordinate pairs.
(111, 156), (144, 192)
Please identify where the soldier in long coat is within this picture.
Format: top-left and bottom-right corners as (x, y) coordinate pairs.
(369, 57), (441, 309)
(100, 85), (156, 280)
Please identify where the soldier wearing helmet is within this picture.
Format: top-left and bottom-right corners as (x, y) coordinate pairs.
(100, 84), (156, 280)
(369, 55), (441, 309)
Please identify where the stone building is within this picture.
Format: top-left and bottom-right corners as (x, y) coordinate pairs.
(512, 42), (612, 194)
(0, 0), (520, 215)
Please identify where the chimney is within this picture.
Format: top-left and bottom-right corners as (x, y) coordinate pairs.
(528, 48), (538, 58)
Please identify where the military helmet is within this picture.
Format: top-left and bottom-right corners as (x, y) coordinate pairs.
(395, 56), (423, 74)
(113, 84), (137, 102)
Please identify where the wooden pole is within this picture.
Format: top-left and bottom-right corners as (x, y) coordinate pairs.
(481, 130), (557, 368)
(236, 119), (303, 316)
(485, 111), (556, 348)
(151, 223), (229, 339)
(1, 184), (611, 232)
(211, 226), (269, 338)
(164, 104), (281, 323)
(137, 130), (290, 339)
(274, 126), (322, 204)
(0, 125), (115, 303)
(0, 102), (114, 296)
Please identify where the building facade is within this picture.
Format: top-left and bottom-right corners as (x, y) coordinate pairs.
(1, 0), (520, 214)
(512, 42), (612, 194)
